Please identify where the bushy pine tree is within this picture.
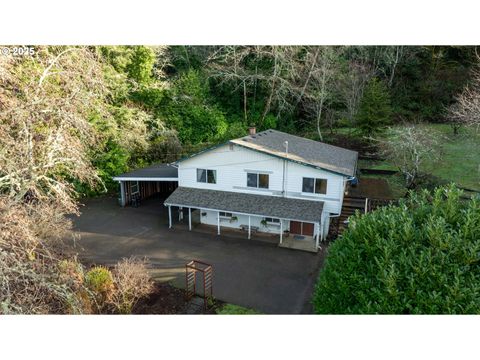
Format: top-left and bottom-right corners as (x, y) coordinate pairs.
(313, 185), (480, 314)
(356, 77), (392, 135)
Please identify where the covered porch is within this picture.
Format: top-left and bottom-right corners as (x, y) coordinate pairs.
(164, 187), (325, 253)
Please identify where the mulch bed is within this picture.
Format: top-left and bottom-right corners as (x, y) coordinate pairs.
(347, 178), (394, 199)
(132, 281), (223, 314)
(327, 133), (378, 157)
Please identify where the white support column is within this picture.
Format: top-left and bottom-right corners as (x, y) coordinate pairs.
(188, 207), (192, 231)
(280, 219), (283, 244)
(179, 207), (183, 221)
(168, 206), (172, 229)
(315, 222), (320, 249)
(217, 211), (220, 235)
(119, 181), (125, 207)
(248, 216), (251, 239)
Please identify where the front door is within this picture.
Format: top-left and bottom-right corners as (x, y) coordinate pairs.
(290, 221), (314, 236)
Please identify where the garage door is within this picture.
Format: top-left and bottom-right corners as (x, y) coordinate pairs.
(290, 221), (314, 236)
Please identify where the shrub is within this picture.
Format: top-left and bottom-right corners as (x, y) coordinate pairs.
(110, 257), (153, 314)
(313, 185), (480, 314)
(85, 266), (114, 311)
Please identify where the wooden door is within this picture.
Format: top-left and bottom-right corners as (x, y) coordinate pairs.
(290, 221), (302, 235)
(302, 222), (314, 236)
(290, 221), (314, 236)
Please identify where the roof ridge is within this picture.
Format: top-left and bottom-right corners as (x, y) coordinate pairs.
(235, 129), (357, 154)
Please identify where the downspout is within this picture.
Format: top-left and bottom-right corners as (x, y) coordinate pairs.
(282, 141), (288, 197)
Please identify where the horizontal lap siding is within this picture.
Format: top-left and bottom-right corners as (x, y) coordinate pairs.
(178, 144), (346, 215)
(284, 162), (345, 215)
(178, 145), (284, 193)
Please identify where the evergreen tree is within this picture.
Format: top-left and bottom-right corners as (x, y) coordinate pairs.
(356, 77), (392, 135)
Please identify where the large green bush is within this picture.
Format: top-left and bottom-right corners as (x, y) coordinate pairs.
(313, 185), (480, 314)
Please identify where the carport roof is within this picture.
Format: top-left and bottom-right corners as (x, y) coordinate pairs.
(164, 187), (324, 222)
(113, 163), (178, 181)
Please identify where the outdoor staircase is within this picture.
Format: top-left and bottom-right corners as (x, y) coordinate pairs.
(337, 196), (368, 233)
(336, 196), (396, 235)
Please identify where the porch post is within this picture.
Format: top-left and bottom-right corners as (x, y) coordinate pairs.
(119, 181), (125, 207)
(217, 211), (220, 235)
(248, 215), (251, 239)
(280, 219), (283, 244)
(168, 206), (172, 229)
(315, 222), (320, 248)
(179, 207), (183, 221)
(188, 207), (192, 231)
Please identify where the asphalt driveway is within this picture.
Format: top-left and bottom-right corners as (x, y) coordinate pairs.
(72, 196), (325, 314)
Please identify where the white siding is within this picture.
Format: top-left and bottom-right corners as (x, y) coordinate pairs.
(177, 143), (348, 240)
(178, 144), (285, 194)
(200, 210), (287, 234)
(283, 161), (345, 214)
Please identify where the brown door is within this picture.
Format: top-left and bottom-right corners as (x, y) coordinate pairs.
(302, 222), (314, 236)
(290, 221), (314, 236)
(290, 221), (302, 235)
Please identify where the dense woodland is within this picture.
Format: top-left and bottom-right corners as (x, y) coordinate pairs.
(5, 46), (477, 194)
(1, 45), (480, 314)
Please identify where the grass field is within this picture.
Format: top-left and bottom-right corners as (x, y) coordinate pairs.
(216, 304), (261, 315)
(358, 124), (480, 192)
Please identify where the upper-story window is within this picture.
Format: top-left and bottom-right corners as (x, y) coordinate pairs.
(302, 177), (327, 194)
(247, 172), (269, 189)
(197, 169), (217, 184)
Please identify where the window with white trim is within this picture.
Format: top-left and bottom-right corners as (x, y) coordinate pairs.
(219, 212), (233, 218)
(197, 169), (217, 184)
(302, 177), (327, 194)
(264, 217), (280, 225)
(247, 172), (269, 189)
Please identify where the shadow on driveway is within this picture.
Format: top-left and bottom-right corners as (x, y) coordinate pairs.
(72, 196), (326, 314)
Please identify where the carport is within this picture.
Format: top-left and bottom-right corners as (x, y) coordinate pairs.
(113, 163), (178, 206)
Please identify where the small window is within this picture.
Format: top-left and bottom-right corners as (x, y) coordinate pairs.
(259, 174), (269, 189)
(264, 217), (280, 224)
(302, 177), (327, 194)
(219, 212), (233, 218)
(197, 169), (216, 184)
(315, 178), (327, 194)
(302, 177), (314, 193)
(247, 173), (269, 189)
(207, 169), (216, 184)
(247, 173), (258, 187)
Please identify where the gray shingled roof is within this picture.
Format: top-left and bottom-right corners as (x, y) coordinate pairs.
(164, 187), (324, 222)
(113, 163), (178, 180)
(230, 129), (358, 177)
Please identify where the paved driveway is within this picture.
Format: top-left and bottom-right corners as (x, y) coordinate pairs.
(72, 196), (325, 314)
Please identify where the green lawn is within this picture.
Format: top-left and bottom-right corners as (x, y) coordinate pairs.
(216, 304), (261, 315)
(427, 124), (480, 191)
(359, 124), (480, 192)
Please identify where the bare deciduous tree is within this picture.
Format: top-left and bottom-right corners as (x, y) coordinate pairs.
(337, 60), (374, 127)
(376, 126), (441, 189)
(0, 46), (106, 213)
(303, 47), (341, 140)
(449, 64), (480, 132)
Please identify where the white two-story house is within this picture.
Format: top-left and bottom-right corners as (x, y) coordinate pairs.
(163, 128), (358, 252)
